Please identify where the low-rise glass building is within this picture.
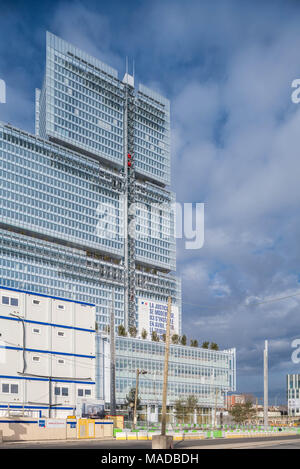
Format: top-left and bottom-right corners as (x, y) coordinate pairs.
(96, 334), (236, 423)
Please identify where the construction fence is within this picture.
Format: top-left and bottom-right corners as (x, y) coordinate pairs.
(0, 417), (113, 443)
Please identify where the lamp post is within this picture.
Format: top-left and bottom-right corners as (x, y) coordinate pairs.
(264, 340), (269, 430)
(133, 368), (147, 429)
(161, 296), (172, 436)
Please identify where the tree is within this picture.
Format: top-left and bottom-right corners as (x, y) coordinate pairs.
(129, 326), (137, 338)
(190, 339), (198, 347)
(125, 387), (141, 419)
(186, 395), (198, 415)
(174, 398), (186, 423)
(141, 328), (148, 340)
(118, 324), (127, 336)
(174, 395), (198, 424)
(162, 333), (166, 342)
(171, 334), (180, 345)
(104, 324), (110, 334)
(151, 330), (159, 342)
(229, 401), (256, 424)
(202, 341), (210, 349)
(210, 342), (219, 351)
(181, 334), (187, 346)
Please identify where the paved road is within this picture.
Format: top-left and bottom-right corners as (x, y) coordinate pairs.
(176, 434), (300, 450)
(1, 434), (300, 449)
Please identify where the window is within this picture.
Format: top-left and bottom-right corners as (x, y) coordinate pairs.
(2, 383), (9, 393)
(85, 389), (91, 396)
(57, 331), (65, 337)
(57, 359), (65, 365)
(78, 389), (84, 397)
(62, 387), (68, 396)
(32, 328), (40, 334)
(32, 356), (40, 362)
(57, 304), (65, 310)
(1, 383), (18, 394)
(54, 387), (60, 396)
(1, 296), (18, 306)
(33, 299), (40, 305)
(11, 384), (18, 394)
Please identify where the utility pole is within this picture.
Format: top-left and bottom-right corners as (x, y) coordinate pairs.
(133, 369), (139, 429)
(110, 287), (116, 416)
(214, 388), (219, 428)
(49, 377), (52, 418)
(264, 339), (268, 429)
(161, 296), (172, 436)
(133, 369), (147, 429)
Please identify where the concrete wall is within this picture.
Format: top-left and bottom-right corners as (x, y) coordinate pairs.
(0, 418), (113, 442)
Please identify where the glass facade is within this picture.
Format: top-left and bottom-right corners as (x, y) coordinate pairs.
(0, 124), (124, 257)
(135, 182), (176, 271)
(287, 374), (300, 416)
(0, 227), (125, 327)
(97, 335), (236, 408)
(39, 32), (124, 166)
(39, 33), (171, 187)
(36, 32), (176, 273)
(134, 85), (171, 186)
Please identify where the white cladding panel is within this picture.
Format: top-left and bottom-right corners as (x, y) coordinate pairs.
(51, 327), (72, 354)
(26, 380), (49, 404)
(52, 383), (73, 406)
(25, 351), (50, 377)
(0, 376), (23, 403)
(26, 294), (51, 322)
(52, 299), (73, 326)
(51, 355), (73, 378)
(0, 318), (22, 348)
(0, 348), (20, 375)
(75, 330), (95, 357)
(0, 288), (25, 318)
(26, 323), (49, 350)
(74, 358), (95, 380)
(74, 304), (95, 330)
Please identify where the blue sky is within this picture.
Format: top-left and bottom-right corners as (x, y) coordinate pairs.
(1, 0), (300, 401)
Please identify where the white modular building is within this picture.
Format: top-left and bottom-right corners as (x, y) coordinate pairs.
(0, 286), (96, 418)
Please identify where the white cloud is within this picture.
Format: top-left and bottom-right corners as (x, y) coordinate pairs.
(1, 0), (300, 394)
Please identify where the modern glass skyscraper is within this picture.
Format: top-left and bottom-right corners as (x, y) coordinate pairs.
(0, 31), (181, 334)
(0, 32), (236, 419)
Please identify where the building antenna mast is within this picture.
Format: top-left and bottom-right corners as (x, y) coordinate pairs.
(133, 59), (135, 83)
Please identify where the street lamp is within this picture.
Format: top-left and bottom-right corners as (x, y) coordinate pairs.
(133, 369), (147, 429)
